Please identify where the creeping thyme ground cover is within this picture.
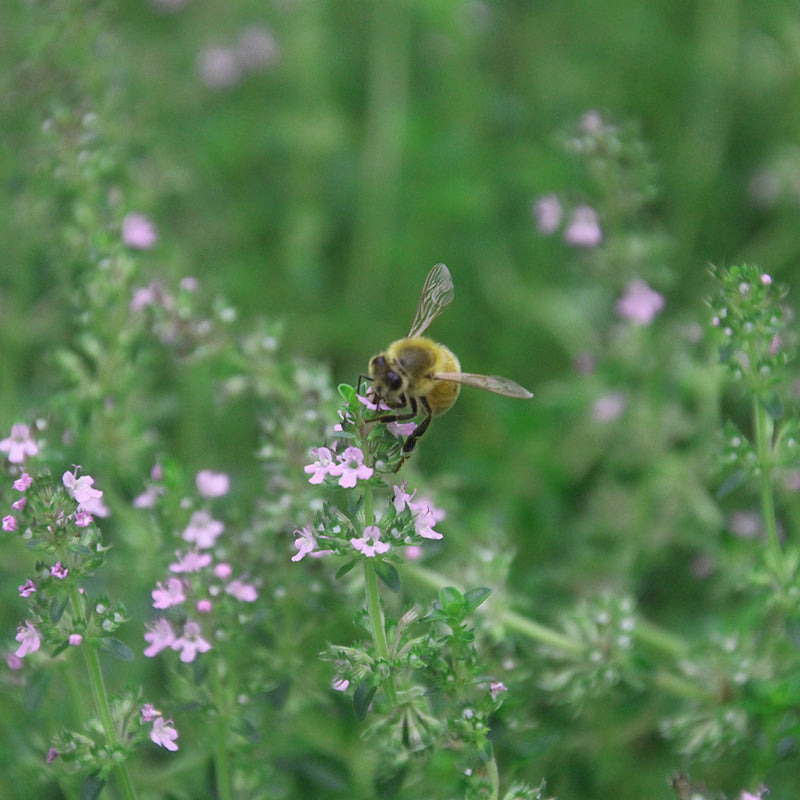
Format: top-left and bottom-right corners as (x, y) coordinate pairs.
(5, 2), (800, 799)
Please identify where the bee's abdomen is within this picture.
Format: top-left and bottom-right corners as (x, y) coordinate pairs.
(427, 343), (460, 414)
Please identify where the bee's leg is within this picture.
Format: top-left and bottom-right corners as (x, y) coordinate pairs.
(401, 397), (432, 453)
(372, 395), (418, 424)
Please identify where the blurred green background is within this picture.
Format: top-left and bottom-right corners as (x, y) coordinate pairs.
(3, 1), (800, 797)
(5, 0), (800, 400)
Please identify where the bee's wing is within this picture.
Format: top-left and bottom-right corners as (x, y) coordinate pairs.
(433, 372), (533, 398)
(407, 263), (455, 338)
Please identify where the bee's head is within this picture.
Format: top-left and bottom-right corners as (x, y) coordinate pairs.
(368, 353), (405, 401)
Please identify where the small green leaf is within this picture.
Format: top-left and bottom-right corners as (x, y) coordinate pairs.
(80, 774), (105, 800)
(374, 561), (400, 593)
(716, 469), (749, 499)
(353, 680), (377, 721)
(335, 559), (358, 580)
(439, 586), (464, 617)
(99, 638), (134, 661)
(463, 586), (492, 615)
(51, 640), (70, 658)
(50, 594), (69, 624)
(761, 392), (784, 421)
(338, 383), (357, 404)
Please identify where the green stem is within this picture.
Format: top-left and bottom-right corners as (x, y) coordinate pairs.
(210, 657), (233, 800)
(364, 560), (399, 707)
(71, 584), (136, 800)
(753, 395), (785, 583)
(214, 710), (233, 800)
(486, 753), (500, 800)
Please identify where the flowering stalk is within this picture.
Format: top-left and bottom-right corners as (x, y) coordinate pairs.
(295, 386), (521, 788)
(710, 265), (796, 593)
(0, 453), (172, 798)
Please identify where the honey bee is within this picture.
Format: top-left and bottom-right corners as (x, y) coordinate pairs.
(367, 263), (533, 454)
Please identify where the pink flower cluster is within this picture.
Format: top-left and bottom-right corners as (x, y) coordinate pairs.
(291, 479), (445, 562)
(141, 469), (258, 663)
(304, 446), (374, 488)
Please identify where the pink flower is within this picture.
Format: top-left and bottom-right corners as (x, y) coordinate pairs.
(591, 392), (627, 423)
(0, 424), (39, 464)
(291, 526), (318, 562)
(46, 748), (59, 763)
(14, 621), (41, 658)
(411, 504), (443, 540)
(11, 497), (26, 511)
(2, 515), (17, 532)
(144, 618), (177, 657)
(130, 283), (164, 312)
(197, 599), (213, 613)
(18, 579), (36, 598)
(236, 25), (280, 72)
(152, 577), (186, 609)
(74, 509), (94, 528)
(304, 447), (336, 484)
(405, 545), (423, 561)
(564, 205), (603, 247)
(62, 470), (108, 517)
(532, 194), (563, 235)
(615, 279), (665, 325)
(6, 653), (23, 671)
(408, 495), (445, 540)
(214, 562), (233, 579)
(50, 562), (69, 580)
(329, 447), (373, 489)
(332, 678), (350, 692)
(195, 470), (230, 498)
(122, 213), (158, 249)
(149, 716), (179, 751)
(350, 525), (391, 557)
(182, 510), (224, 549)
(133, 486), (164, 509)
(68, 634), (83, 646)
(392, 481), (416, 514)
(387, 420), (418, 439)
(140, 703), (161, 722)
(196, 46), (241, 89)
(490, 681), (508, 700)
(171, 620), (212, 662)
(225, 579), (258, 602)
(13, 472), (33, 491)
(169, 550), (213, 573)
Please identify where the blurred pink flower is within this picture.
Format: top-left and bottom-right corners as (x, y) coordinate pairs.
(0, 423), (39, 464)
(14, 621), (41, 658)
(197, 46), (241, 89)
(196, 469), (230, 498)
(591, 392), (627, 423)
(532, 194), (563, 235)
(182, 510), (224, 549)
(615, 279), (665, 325)
(564, 205), (602, 247)
(122, 213), (158, 249)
